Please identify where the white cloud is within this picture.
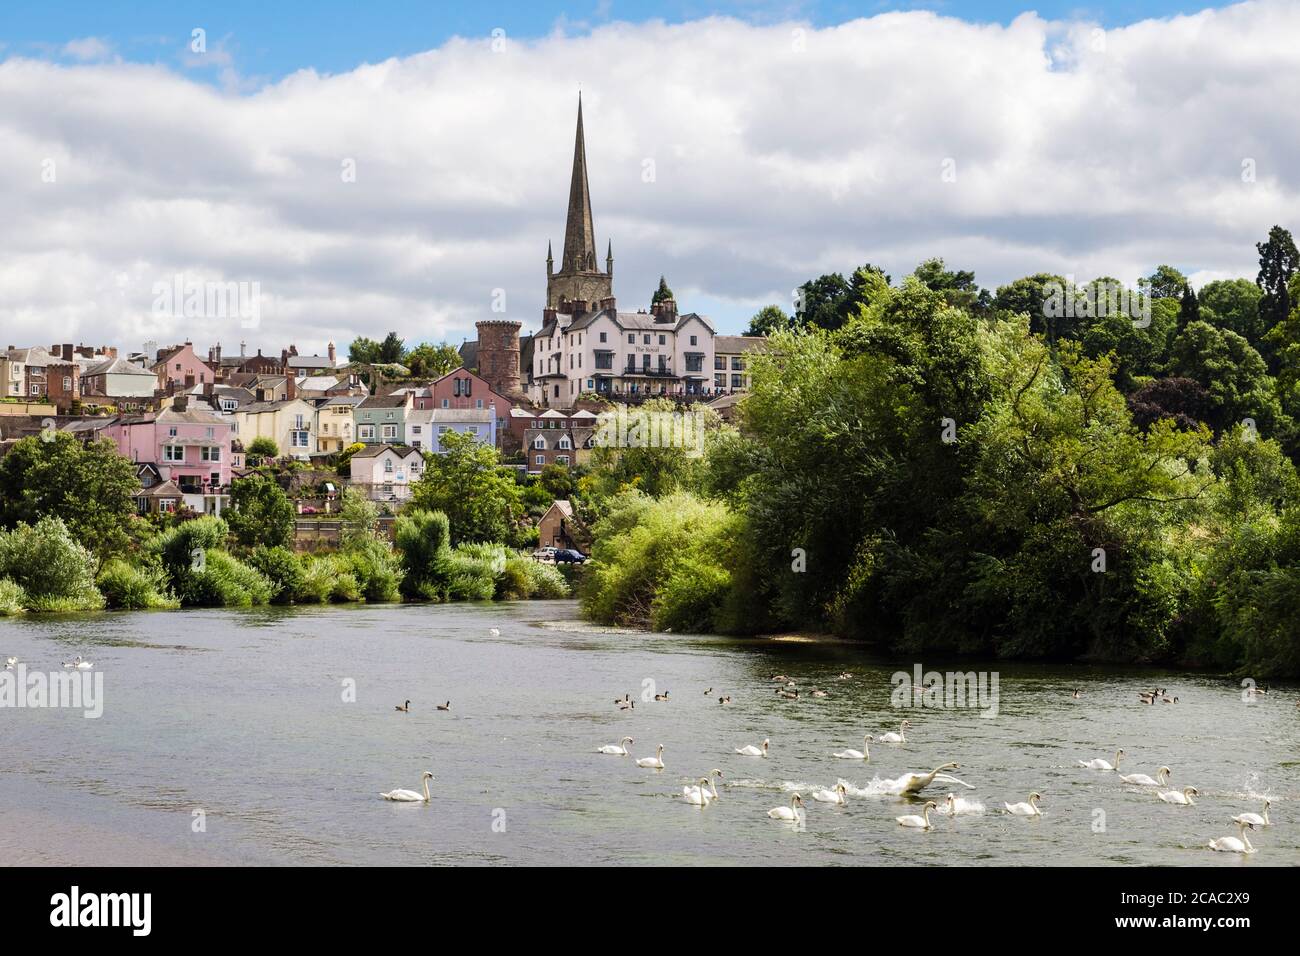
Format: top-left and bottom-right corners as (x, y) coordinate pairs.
(2, 0), (1297, 355)
(61, 37), (112, 62)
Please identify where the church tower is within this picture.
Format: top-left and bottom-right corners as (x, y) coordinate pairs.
(546, 95), (614, 313)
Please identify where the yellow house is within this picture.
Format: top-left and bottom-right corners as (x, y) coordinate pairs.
(316, 396), (361, 453)
(232, 398), (318, 459)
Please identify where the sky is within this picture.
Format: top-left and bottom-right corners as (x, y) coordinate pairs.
(1, 0), (1296, 357)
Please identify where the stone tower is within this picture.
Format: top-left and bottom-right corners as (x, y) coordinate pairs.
(475, 319), (522, 396)
(546, 94), (613, 313)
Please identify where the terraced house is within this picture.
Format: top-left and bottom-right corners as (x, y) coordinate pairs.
(101, 397), (232, 514)
(354, 392), (413, 445)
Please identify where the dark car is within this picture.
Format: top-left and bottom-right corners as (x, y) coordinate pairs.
(553, 549), (587, 564)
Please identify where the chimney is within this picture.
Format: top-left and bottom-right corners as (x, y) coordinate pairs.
(215, 342), (222, 364)
(327, 341), (336, 364)
(61, 343), (74, 361)
(285, 375), (296, 401)
(173, 396), (188, 412)
(241, 340), (247, 359)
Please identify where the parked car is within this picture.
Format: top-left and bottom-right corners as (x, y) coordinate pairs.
(554, 549), (587, 564)
(532, 546), (558, 562)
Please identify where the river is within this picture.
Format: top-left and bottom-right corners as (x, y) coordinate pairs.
(0, 600), (1295, 865)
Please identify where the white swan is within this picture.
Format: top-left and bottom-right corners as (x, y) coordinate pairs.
(936, 793), (984, 816)
(1208, 821), (1257, 854)
(683, 770), (723, 806)
(4, 656), (16, 669)
(1078, 748), (1124, 771)
(1119, 765), (1171, 787)
(1004, 791), (1043, 817)
(380, 770), (433, 802)
(895, 762), (962, 794)
(735, 738), (769, 757)
(877, 719), (910, 744)
(597, 736), (634, 756)
(767, 794), (804, 821)
(1157, 787), (1199, 805)
(811, 783), (848, 805)
(636, 744), (665, 769)
(833, 735), (873, 760)
(897, 801), (939, 830)
(1232, 800), (1271, 827)
(488, 627), (501, 636)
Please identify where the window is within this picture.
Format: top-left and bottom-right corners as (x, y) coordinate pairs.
(382, 424), (396, 440)
(384, 458), (394, 473)
(715, 374), (725, 388)
(628, 333), (635, 344)
(205, 426), (215, 438)
(535, 455), (545, 466)
(643, 334), (650, 345)
(164, 445), (184, 462)
(168, 427), (178, 437)
(599, 332), (607, 343)
(441, 398), (449, 408)
(732, 374), (744, 389)
(556, 455), (570, 466)
(63, 376), (72, 389)
(294, 414), (305, 429)
(658, 334), (666, 345)
(595, 352), (613, 370)
(201, 446), (221, 462)
(476, 399), (483, 409)
(411, 425), (421, 435)
(642, 354), (650, 370)
(359, 425), (375, 440)
(685, 354), (704, 373)
(558, 436), (572, 450)
(715, 355), (726, 370)
(159, 499), (176, 513)
(533, 436), (547, 449)
(690, 335), (698, 346)
(292, 430), (309, 448)
(732, 357), (744, 371)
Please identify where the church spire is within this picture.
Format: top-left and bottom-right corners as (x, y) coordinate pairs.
(561, 94), (598, 274)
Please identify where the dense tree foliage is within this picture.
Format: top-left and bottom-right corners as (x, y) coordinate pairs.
(410, 430), (523, 544)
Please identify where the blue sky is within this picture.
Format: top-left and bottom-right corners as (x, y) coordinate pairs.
(1, 2), (1231, 81)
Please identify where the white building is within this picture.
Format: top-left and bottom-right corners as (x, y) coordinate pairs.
(348, 444), (424, 502)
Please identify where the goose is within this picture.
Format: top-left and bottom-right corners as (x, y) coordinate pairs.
(394, 700), (411, 713)
(718, 696), (732, 705)
(1072, 689), (1081, 699)
(811, 783), (848, 805)
(877, 719), (911, 744)
(1208, 821), (1257, 854)
(1232, 800), (1271, 827)
(1004, 791), (1043, 817)
(735, 738), (769, 758)
(618, 700), (634, 711)
(1079, 748), (1124, 771)
(895, 762), (962, 794)
(436, 701), (451, 711)
(636, 744), (665, 769)
(897, 801), (939, 830)
(837, 672), (853, 680)
(833, 735), (873, 760)
(613, 693), (630, 705)
(488, 627), (501, 637)
(654, 691), (670, 702)
(1162, 696), (1179, 704)
(703, 687), (713, 696)
(683, 769), (724, 806)
(811, 689), (828, 698)
(769, 674), (790, 683)
(597, 736), (634, 756)
(1120, 766), (1171, 787)
(380, 770), (433, 802)
(776, 689), (799, 700)
(767, 794), (804, 821)
(1157, 787), (1199, 805)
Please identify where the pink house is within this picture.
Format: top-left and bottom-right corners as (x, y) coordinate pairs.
(103, 397), (233, 514)
(152, 342), (215, 393)
(410, 368), (512, 444)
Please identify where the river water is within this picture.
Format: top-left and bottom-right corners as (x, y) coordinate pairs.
(0, 600), (1295, 866)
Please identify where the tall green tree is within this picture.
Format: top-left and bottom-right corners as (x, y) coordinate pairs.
(0, 433), (138, 559)
(405, 342), (463, 379)
(410, 430), (523, 544)
(744, 304), (791, 336)
(226, 474), (296, 550)
(1257, 225), (1298, 334)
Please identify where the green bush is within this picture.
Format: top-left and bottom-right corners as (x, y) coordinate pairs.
(181, 549), (273, 607)
(652, 554), (731, 632)
(341, 537), (402, 602)
(0, 578), (27, 615)
(502, 554), (569, 599)
(96, 558), (179, 610)
(0, 517), (104, 612)
(247, 546), (306, 604)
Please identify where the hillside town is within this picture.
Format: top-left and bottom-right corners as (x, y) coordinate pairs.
(0, 101), (766, 529)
